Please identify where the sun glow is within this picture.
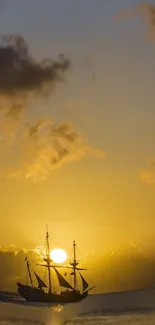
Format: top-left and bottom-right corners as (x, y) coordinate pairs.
(50, 248), (67, 263)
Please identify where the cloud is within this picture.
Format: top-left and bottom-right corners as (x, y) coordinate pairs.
(0, 34), (70, 120)
(1, 244), (155, 293)
(0, 34), (104, 181)
(0, 244), (46, 291)
(5, 119), (105, 182)
(0, 249), (31, 291)
(115, 2), (155, 41)
(0, 35), (70, 96)
(116, 4), (155, 184)
(140, 161), (155, 183)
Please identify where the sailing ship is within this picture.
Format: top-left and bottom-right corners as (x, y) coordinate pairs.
(17, 228), (95, 303)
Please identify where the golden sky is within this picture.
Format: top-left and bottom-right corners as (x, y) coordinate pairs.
(0, 0), (155, 263)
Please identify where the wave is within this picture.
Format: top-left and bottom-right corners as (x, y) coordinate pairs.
(64, 313), (155, 325)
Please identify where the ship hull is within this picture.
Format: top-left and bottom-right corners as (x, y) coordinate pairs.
(17, 282), (88, 303)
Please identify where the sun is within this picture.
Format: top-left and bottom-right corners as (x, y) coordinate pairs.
(50, 248), (67, 263)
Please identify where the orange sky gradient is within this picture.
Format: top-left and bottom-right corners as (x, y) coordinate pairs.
(0, 0), (155, 276)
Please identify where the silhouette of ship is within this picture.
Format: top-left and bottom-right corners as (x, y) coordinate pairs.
(17, 228), (95, 303)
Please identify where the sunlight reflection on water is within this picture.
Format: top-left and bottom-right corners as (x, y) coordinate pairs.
(1, 314), (155, 325)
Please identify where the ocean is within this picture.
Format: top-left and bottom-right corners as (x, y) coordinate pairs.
(1, 288), (155, 325)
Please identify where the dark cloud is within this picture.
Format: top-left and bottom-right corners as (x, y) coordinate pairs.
(0, 35), (70, 96)
(0, 34), (70, 121)
(80, 244), (155, 293)
(0, 249), (34, 291)
(1, 244), (155, 293)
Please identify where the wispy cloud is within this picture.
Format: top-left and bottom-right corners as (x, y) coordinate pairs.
(116, 3), (155, 184)
(140, 161), (155, 183)
(5, 118), (105, 182)
(115, 2), (155, 41)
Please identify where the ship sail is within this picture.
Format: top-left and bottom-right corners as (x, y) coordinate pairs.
(17, 232), (95, 303)
(79, 272), (89, 292)
(33, 271), (47, 289)
(53, 267), (73, 290)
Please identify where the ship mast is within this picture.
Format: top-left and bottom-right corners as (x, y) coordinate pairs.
(26, 258), (33, 287)
(70, 241), (78, 291)
(46, 225), (52, 293)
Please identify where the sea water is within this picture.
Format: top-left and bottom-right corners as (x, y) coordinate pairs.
(1, 288), (155, 325)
